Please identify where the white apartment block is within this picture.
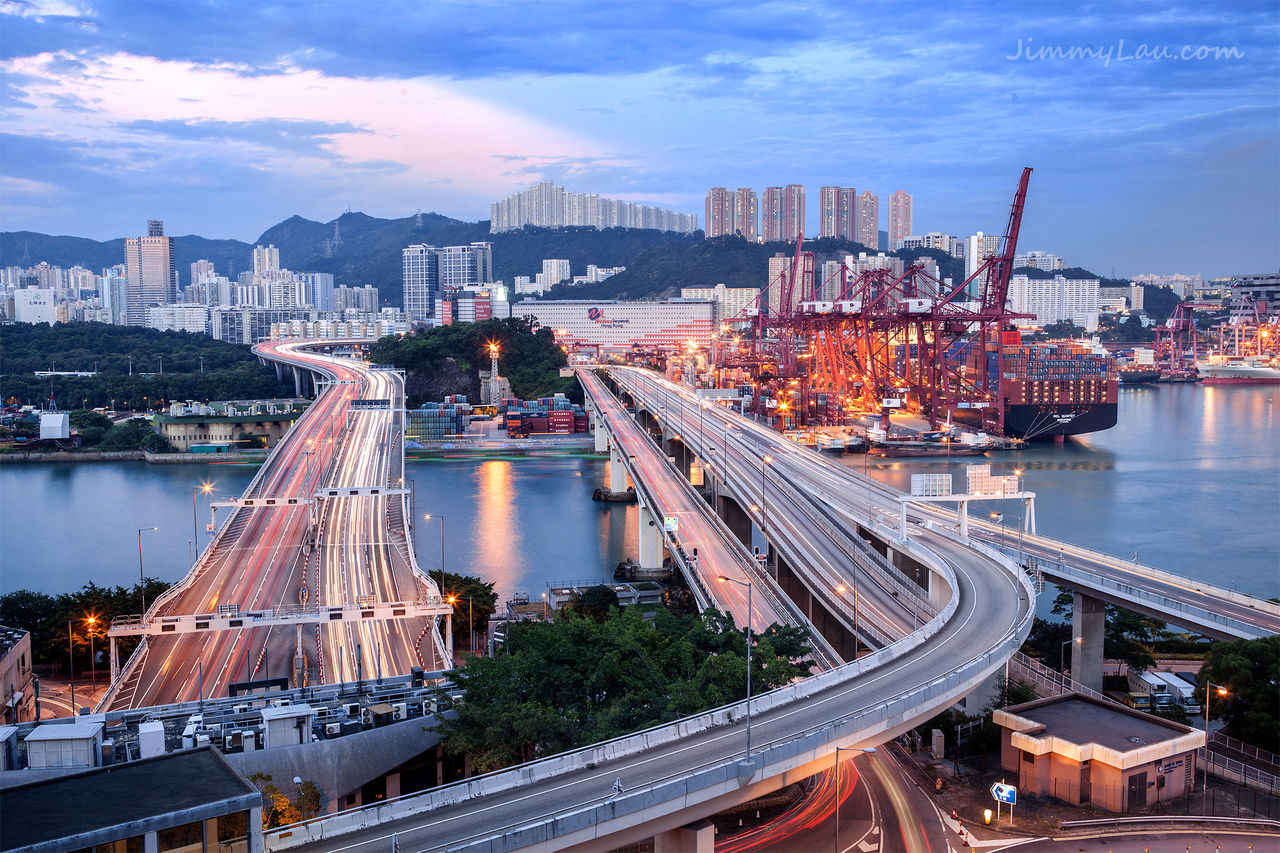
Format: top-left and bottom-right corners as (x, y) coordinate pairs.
(1013, 250), (1064, 271)
(965, 232), (1001, 281)
(1008, 275), (1100, 331)
(492, 181), (697, 234)
(14, 288), (56, 325)
(147, 304), (210, 335)
(681, 283), (760, 324)
(899, 232), (965, 258)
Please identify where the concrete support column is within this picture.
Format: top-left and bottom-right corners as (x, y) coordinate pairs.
(609, 448), (628, 492)
(654, 821), (716, 853)
(204, 818), (218, 851)
(1071, 592), (1105, 692)
(293, 365), (304, 398)
(144, 831), (158, 853)
(444, 613), (454, 666)
(593, 412), (609, 452)
(274, 362), (283, 382)
(637, 502), (664, 569)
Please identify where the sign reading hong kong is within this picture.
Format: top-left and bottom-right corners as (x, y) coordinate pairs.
(587, 306), (630, 328)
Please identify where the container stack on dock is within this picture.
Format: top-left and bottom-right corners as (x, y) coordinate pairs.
(406, 402), (468, 443)
(502, 393), (591, 437)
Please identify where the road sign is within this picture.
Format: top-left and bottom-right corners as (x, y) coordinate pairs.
(663, 516), (678, 532)
(990, 782), (1016, 805)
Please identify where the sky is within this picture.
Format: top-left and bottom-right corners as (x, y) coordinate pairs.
(0, 0), (1276, 278)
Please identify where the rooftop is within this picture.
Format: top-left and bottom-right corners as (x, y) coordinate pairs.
(0, 625), (28, 662)
(0, 747), (258, 850)
(1000, 693), (1192, 753)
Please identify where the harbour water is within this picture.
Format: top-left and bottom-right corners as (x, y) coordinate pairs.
(2, 385), (1276, 610)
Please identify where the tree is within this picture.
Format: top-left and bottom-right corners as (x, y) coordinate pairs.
(247, 773), (323, 829)
(439, 572), (498, 647)
(439, 606), (812, 772)
(236, 432), (266, 449)
(1198, 636), (1280, 753)
(1052, 589), (1163, 673)
(563, 585), (619, 622)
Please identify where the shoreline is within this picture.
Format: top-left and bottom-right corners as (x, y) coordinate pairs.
(0, 449), (269, 464)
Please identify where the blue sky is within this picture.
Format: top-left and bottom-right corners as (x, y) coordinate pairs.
(0, 0), (1276, 278)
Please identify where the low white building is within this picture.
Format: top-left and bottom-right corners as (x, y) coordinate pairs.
(13, 288), (56, 325)
(513, 299), (716, 352)
(147, 304), (210, 335)
(681, 283), (760, 324)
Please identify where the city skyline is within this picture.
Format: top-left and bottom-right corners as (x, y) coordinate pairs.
(0, 1), (1276, 278)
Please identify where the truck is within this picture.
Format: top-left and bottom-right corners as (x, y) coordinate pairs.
(1124, 692), (1152, 712)
(1153, 671), (1201, 714)
(1128, 670), (1176, 712)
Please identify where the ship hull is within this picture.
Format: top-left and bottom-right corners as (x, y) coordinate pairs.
(1199, 375), (1280, 385)
(1003, 403), (1118, 439)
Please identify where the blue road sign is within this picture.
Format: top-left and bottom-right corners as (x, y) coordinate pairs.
(990, 782), (1017, 805)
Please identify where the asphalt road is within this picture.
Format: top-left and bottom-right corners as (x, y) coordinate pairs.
(106, 342), (441, 710)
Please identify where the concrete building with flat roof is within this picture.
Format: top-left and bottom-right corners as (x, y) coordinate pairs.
(0, 746), (262, 852)
(994, 693), (1203, 813)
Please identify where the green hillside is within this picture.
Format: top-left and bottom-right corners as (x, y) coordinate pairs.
(0, 231), (254, 281)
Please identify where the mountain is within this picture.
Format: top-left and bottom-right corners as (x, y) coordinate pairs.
(3, 215), (702, 307)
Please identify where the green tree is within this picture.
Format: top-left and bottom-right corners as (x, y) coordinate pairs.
(1198, 636), (1280, 753)
(439, 606), (812, 772)
(439, 572), (498, 647)
(563, 585), (620, 622)
(1052, 589), (1162, 673)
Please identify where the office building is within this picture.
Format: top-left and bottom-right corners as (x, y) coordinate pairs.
(403, 244), (440, 323)
(124, 220), (176, 326)
(490, 181), (697, 234)
(819, 186), (856, 241)
(1008, 274), (1100, 331)
(855, 191), (879, 249)
(513, 299), (715, 352)
(1014, 250), (1064, 271)
(887, 191), (913, 250)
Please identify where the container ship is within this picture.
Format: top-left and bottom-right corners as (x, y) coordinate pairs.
(971, 331), (1119, 439)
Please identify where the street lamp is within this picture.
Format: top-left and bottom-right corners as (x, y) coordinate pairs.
(834, 746), (877, 853)
(137, 527), (157, 615)
(717, 575), (754, 762)
(67, 619), (76, 716)
(193, 482), (214, 564)
(447, 594), (474, 654)
(424, 514), (445, 593)
(1061, 636), (1082, 674)
(990, 512), (1005, 551)
(761, 454), (772, 546)
(86, 616), (98, 687)
(1202, 681), (1229, 811)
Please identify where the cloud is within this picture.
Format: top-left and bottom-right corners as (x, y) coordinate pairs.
(0, 0), (94, 20)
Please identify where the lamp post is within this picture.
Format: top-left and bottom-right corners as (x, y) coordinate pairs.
(990, 512), (1005, 551)
(1061, 636), (1082, 674)
(193, 482), (213, 563)
(761, 454), (772, 546)
(448, 595), (474, 654)
(67, 619), (76, 716)
(86, 616), (97, 687)
(834, 746), (877, 853)
(717, 575), (753, 762)
(1013, 469), (1025, 564)
(137, 527), (157, 615)
(1202, 681), (1229, 812)
(424, 514), (445, 593)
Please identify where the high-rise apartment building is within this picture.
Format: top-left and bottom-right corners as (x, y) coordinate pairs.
(783, 185), (805, 243)
(818, 187), (856, 241)
(766, 251), (815, 315)
(855, 192), (879, 250)
(540, 259), (572, 287)
(123, 219), (176, 326)
(761, 187), (785, 242)
(705, 187), (733, 238)
(190, 259), (216, 285)
(403, 242), (493, 323)
(887, 191), (912, 250)
(252, 245), (280, 276)
(965, 232), (1002, 282)
(403, 244), (440, 323)
(733, 188), (758, 240)
(1013, 250), (1064, 271)
(491, 181), (697, 234)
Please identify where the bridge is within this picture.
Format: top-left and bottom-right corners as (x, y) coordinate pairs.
(264, 366), (1038, 851)
(101, 340), (453, 711)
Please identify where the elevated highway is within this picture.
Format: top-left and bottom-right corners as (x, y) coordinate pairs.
(102, 341), (450, 711)
(268, 369), (1035, 852)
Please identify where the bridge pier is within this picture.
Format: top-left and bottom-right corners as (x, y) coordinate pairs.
(1071, 592), (1105, 692)
(109, 636), (119, 685)
(653, 820), (716, 853)
(637, 502), (665, 569)
(716, 494), (753, 549)
(609, 447), (630, 493)
(593, 411), (608, 452)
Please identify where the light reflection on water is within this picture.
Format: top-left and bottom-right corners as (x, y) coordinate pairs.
(3, 386), (1276, 609)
